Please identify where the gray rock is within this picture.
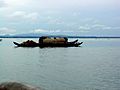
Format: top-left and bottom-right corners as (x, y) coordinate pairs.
(0, 82), (43, 90)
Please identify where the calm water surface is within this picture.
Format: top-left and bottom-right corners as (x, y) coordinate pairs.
(0, 38), (120, 90)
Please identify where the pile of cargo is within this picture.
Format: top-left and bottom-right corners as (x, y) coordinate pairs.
(21, 40), (37, 46)
(39, 36), (68, 44)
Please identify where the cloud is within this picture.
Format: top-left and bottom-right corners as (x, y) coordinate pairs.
(0, 27), (16, 35)
(31, 28), (78, 34)
(91, 24), (106, 28)
(91, 24), (120, 30)
(36, 0), (119, 9)
(4, 0), (30, 7)
(3, 0), (120, 11)
(79, 26), (90, 30)
(31, 29), (62, 33)
(8, 11), (39, 21)
(78, 25), (90, 33)
(0, 0), (6, 8)
(47, 18), (64, 25)
(113, 27), (120, 29)
(32, 29), (49, 33)
(78, 23), (120, 33)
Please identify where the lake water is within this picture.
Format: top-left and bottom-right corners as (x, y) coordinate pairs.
(0, 38), (120, 90)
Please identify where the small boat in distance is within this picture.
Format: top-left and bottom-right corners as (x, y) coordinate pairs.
(13, 36), (83, 47)
(0, 39), (2, 41)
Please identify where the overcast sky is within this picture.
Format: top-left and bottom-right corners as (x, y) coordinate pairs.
(0, 0), (120, 36)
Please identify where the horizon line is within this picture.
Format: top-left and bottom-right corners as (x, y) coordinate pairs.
(0, 35), (120, 38)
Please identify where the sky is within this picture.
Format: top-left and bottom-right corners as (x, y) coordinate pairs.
(0, 0), (120, 36)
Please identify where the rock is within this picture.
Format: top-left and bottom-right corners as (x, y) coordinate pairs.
(0, 82), (43, 90)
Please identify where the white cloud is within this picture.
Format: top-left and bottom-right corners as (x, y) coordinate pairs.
(78, 23), (120, 33)
(4, 0), (31, 7)
(3, 0), (120, 10)
(8, 11), (39, 21)
(31, 28), (78, 34)
(0, 27), (16, 34)
(47, 18), (64, 25)
(24, 13), (39, 21)
(79, 26), (90, 30)
(102, 27), (112, 30)
(91, 24), (120, 30)
(32, 29), (49, 33)
(9, 11), (26, 17)
(91, 24), (106, 28)
(114, 27), (120, 29)
(31, 29), (62, 33)
(78, 25), (90, 33)
(0, 0), (6, 8)
(36, 0), (119, 9)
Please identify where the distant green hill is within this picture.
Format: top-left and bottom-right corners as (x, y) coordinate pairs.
(0, 33), (120, 38)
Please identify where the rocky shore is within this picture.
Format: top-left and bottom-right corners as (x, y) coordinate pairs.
(0, 82), (43, 90)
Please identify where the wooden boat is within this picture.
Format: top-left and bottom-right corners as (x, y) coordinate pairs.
(13, 40), (83, 47)
(13, 36), (83, 47)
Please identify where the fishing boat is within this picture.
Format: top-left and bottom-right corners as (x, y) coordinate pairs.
(13, 36), (83, 47)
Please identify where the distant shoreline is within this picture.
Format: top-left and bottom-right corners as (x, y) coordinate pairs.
(0, 36), (120, 38)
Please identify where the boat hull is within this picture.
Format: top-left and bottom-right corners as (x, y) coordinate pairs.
(13, 41), (83, 47)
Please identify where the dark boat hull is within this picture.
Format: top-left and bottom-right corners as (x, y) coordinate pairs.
(13, 41), (83, 47)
